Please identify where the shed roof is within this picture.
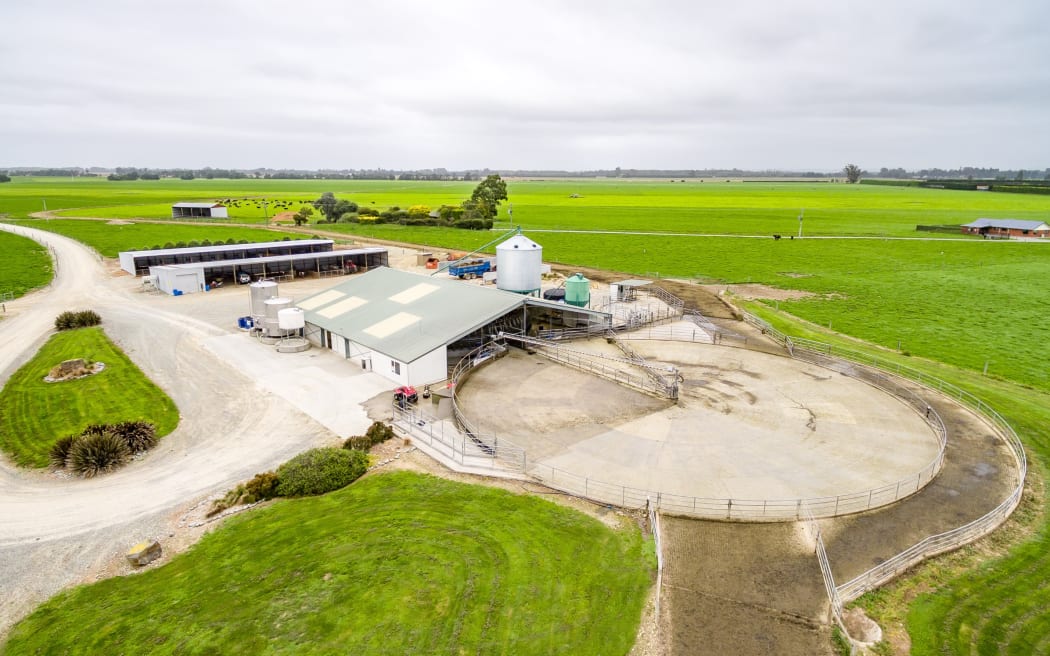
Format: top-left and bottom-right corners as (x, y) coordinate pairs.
(149, 247), (385, 271)
(121, 239), (333, 259)
(962, 218), (1050, 230)
(173, 202), (225, 208)
(299, 268), (527, 363)
(616, 279), (653, 288)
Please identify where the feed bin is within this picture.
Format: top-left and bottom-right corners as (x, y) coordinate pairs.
(564, 273), (590, 307)
(496, 235), (542, 296)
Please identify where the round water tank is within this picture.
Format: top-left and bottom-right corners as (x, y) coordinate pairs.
(249, 281), (278, 318)
(264, 297), (293, 320)
(496, 235), (542, 295)
(278, 307), (305, 330)
(564, 273), (590, 308)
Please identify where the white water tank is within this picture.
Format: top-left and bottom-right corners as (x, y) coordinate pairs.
(278, 307), (305, 330)
(496, 235), (542, 295)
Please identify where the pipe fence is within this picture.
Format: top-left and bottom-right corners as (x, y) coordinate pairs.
(739, 312), (1026, 604)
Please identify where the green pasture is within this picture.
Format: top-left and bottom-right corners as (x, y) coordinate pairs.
(2, 471), (653, 655)
(0, 231), (51, 299)
(1, 176), (1046, 236)
(5, 220), (310, 258)
(0, 326), (179, 468)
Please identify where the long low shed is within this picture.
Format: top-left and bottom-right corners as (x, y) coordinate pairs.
(297, 267), (611, 386)
(120, 239), (335, 275)
(148, 247), (389, 295)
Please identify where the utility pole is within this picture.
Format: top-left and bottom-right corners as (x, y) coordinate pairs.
(797, 208), (804, 238)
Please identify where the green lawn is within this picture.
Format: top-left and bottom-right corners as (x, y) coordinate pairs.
(4, 219), (314, 258)
(0, 326), (179, 468)
(1, 471), (654, 655)
(0, 231), (51, 299)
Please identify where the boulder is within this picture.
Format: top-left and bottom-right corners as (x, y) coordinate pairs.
(50, 359), (89, 379)
(126, 540), (162, 567)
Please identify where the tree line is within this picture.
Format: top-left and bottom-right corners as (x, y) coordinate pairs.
(300, 175), (508, 230)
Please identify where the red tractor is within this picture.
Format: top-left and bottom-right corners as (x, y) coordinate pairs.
(393, 386), (418, 407)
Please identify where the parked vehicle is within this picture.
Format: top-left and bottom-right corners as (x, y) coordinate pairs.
(393, 386), (418, 407)
(448, 259), (491, 280)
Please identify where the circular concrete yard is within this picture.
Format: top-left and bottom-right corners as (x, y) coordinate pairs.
(456, 341), (942, 515)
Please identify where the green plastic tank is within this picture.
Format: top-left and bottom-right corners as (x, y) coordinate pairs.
(564, 273), (590, 307)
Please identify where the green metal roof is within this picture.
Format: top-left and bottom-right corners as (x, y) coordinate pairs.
(298, 267), (527, 363)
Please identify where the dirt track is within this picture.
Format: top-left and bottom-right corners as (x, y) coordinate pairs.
(0, 224), (337, 634)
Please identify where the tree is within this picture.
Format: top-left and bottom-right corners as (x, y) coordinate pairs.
(312, 192), (338, 221)
(0, 173), (10, 183)
(461, 174), (508, 223)
(293, 206), (314, 226)
(331, 199), (358, 218)
(843, 164), (862, 184)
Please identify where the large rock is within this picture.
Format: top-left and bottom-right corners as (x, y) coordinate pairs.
(126, 540), (162, 567)
(50, 359), (89, 379)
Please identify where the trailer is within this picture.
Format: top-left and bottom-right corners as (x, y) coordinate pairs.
(448, 259), (491, 280)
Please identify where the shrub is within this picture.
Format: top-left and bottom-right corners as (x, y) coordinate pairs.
(49, 435), (80, 468)
(54, 310), (102, 331)
(67, 431), (130, 477)
(343, 435), (372, 451)
(163, 242), (174, 249)
(276, 447), (368, 497)
(244, 471), (280, 502)
(357, 206), (379, 217)
(365, 421), (395, 446)
(358, 216), (379, 224)
(338, 212), (359, 223)
(112, 421), (157, 453)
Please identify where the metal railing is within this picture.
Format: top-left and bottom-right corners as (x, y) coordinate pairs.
(393, 403), (526, 471)
(499, 333), (680, 400)
(739, 311), (1026, 602)
(649, 503), (664, 621)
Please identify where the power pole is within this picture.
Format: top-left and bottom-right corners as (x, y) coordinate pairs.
(797, 208), (804, 238)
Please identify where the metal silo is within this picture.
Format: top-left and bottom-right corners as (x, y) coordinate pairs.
(496, 234), (542, 295)
(564, 273), (590, 307)
(249, 281), (278, 320)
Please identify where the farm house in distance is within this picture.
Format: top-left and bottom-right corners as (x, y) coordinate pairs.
(961, 218), (1050, 239)
(171, 202), (229, 219)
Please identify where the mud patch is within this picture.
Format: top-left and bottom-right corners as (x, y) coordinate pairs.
(700, 283), (816, 302)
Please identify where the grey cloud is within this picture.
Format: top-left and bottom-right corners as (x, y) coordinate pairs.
(1, 0), (1047, 169)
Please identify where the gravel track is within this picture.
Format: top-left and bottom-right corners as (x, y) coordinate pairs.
(0, 224), (335, 635)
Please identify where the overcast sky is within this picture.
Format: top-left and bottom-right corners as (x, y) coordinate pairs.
(3, 0), (1048, 171)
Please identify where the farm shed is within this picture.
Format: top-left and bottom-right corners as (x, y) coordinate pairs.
(961, 218), (1050, 239)
(298, 268), (611, 386)
(119, 239), (335, 275)
(147, 247), (388, 295)
(171, 202), (229, 219)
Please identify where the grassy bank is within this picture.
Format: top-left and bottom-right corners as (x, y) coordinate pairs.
(2, 471), (654, 655)
(0, 326), (178, 467)
(0, 231), (52, 299)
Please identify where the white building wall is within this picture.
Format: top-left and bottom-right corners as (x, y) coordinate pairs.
(406, 346), (447, 386)
(150, 266), (205, 295)
(119, 252), (136, 274)
(211, 206), (229, 218)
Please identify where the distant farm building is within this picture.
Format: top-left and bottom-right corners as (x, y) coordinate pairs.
(171, 202), (229, 219)
(961, 218), (1050, 239)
